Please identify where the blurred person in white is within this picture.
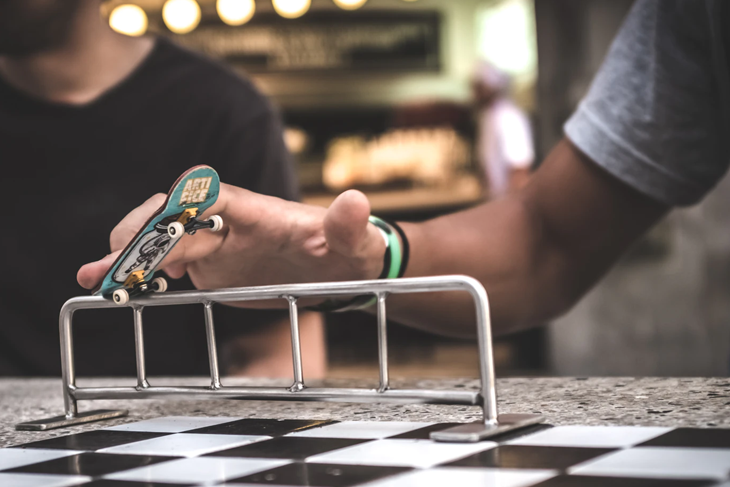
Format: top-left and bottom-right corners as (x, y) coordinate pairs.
(472, 61), (534, 197)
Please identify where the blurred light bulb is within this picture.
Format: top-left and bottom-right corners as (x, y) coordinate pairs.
(272, 0), (311, 19)
(284, 127), (309, 155)
(163, 0), (201, 34)
(333, 0), (367, 10)
(109, 4), (148, 37)
(217, 0), (255, 26)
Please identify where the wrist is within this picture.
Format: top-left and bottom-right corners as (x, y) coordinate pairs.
(362, 220), (388, 280)
(308, 216), (409, 313)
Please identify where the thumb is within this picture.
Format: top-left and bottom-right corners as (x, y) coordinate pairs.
(77, 250), (121, 290)
(324, 190), (373, 257)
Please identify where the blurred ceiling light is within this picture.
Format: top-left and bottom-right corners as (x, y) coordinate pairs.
(333, 0), (367, 10)
(109, 4), (148, 37)
(272, 0), (311, 19)
(162, 0), (202, 34)
(284, 127), (308, 155)
(217, 0), (255, 26)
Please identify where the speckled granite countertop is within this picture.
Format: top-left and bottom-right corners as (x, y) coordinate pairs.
(2, 376), (729, 447)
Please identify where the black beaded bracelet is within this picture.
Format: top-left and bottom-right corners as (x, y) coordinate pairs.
(385, 219), (410, 278)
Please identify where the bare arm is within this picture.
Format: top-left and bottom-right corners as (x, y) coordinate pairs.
(508, 167), (531, 192)
(226, 311), (326, 378)
(78, 138), (666, 338)
(391, 139), (667, 336)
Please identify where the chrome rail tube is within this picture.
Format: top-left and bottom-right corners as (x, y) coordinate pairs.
(287, 297), (305, 391)
(203, 302), (221, 389)
(132, 306), (150, 389)
(376, 293), (389, 393)
(58, 275), (497, 423)
(59, 303), (77, 418)
(72, 386), (481, 404)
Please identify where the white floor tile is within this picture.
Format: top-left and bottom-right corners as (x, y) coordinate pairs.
(0, 449), (82, 470)
(104, 415), (241, 433)
(570, 446), (730, 480)
(507, 426), (673, 448)
(358, 467), (557, 487)
(0, 472), (90, 487)
(286, 421), (433, 439)
(98, 433), (268, 457)
(307, 439), (497, 468)
(105, 456), (290, 484)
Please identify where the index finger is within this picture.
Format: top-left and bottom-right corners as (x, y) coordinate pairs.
(78, 185), (234, 290)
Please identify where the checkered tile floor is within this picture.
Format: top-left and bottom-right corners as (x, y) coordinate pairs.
(3, 417), (730, 486)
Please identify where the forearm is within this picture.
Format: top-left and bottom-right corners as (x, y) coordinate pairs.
(509, 167), (532, 192)
(389, 196), (559, 338)
(386, 140), (667, 338)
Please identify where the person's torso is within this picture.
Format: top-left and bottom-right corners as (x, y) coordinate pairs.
(0, 38), (287, 376)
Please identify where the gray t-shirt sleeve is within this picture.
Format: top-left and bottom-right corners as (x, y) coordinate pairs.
(564, 0), (730, 206)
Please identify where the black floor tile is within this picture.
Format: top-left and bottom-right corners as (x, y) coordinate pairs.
(488, 424), (555, 443)
(187, 418), (334, 436)
(13, 431), (168, 451)
(531, 475), (718, 487)
(637, 428), (730, 448)
(443, 445), (616, 470)
(228, 462), (411, 487)
(72, 480), (195, 487)
(205, 436), (367, 460)
(6, 452), (175, 477)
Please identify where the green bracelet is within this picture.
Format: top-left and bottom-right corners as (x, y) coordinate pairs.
(369, 216), (401, 280)
(308, 216), (403, 312)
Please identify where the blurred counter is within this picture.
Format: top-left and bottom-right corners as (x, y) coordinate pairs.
(3, 376), (729, 447)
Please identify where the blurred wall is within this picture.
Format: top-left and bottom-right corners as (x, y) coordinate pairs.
(537, 0), (730, 376)
(251, 0), (486, 109)
(132, 0), (491, 108)
(533, 0), (633, 158)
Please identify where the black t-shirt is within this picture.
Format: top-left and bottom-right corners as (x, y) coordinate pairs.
(0, 37), (297, 376)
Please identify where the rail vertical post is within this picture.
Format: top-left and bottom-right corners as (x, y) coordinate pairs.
(60, 304), (77, 418)
(203, 302), (221, 389)
(133, 306), (150, 389)
(471, 284), (498, 425)
(376, 293), (389, 393)
(430, 278), (543, 442)
(287, 296), (305, 392)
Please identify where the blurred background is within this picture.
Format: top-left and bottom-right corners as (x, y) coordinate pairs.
(98, 0), (730, 378)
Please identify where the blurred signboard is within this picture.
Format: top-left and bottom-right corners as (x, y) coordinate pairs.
(171, 11), (440, 73)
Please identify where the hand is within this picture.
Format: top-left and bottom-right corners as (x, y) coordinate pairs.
(77, 184), (386, 294)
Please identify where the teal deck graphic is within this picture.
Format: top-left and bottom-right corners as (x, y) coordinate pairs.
(94, 165), (220, 298)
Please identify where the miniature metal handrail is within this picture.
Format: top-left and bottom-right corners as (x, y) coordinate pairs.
(17, 275), (543, 442)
